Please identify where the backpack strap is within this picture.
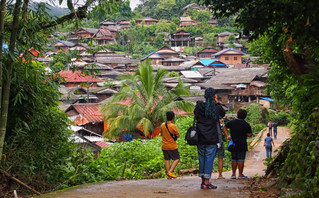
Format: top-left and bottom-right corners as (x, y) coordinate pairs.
(165, 122), (177, 141)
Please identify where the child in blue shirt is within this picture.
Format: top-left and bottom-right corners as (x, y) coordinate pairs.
(264, 133), (275, 158)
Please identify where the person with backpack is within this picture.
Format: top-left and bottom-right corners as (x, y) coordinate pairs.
(267, 120), (273, 136)
(264, 133), (275, 158)
(160, 111), (180, 179)
(194, 88), (226, 189)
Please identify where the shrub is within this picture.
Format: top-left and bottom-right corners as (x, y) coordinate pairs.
(252, 123), (266, 133)
(244, 103), (262, 125)
(271, 110), (292, 126)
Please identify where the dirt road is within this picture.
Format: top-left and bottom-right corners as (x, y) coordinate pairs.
(39, 127), (290, 198)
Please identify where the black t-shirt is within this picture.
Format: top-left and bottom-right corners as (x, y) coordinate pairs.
(225, 119), (252, 152)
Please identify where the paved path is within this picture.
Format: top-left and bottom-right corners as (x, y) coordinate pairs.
(38, 127), (290, 198)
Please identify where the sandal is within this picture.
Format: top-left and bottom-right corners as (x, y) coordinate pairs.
(230, 175), (236, 179)
(167, 172), (177, 178)
(201, 183), (217, 189)
(238, 175), (248, 179)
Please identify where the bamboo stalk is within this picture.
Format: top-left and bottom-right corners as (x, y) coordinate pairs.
(0, 169), (41, 195)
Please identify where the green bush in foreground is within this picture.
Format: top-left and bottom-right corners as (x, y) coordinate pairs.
(62, 116), (232, 186)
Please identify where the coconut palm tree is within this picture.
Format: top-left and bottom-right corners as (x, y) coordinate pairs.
(100, 59), (194, 138)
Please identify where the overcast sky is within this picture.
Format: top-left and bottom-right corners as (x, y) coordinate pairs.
(130, 0), (141, 10)
(33, 0), (141, 10)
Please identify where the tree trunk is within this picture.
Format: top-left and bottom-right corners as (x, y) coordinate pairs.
(0, 0), (6, 135)
(0, 0), (22, 160)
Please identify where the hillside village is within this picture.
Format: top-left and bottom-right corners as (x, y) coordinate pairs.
(29, 2), (272, 155)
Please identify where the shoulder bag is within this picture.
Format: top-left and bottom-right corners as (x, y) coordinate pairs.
(165, 122), (177, 141)
(185, 114), (198, 146)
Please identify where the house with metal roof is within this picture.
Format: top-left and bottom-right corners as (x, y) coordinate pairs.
(141, 51), (166, 65)
(117, 20), (131, 29)
(166, 30), (192, 47)
(136, 17), (159, 26)
(180, 17), (197, 28)
(216, 31), (239, 46)
(142, 46), (180, 66)
(197, 46), (218, 58)
(66, 103), (105, 134)
(75, 28), (98, 39)
(100, 19), (117, 27)
(58, 70), (104, 88)
(49, 40), (76, 52)
(201, 68), (268, 107)
(162, 57), (185, 66)
(212, 48), (246, 66)
(92, 27), (116, 45)
(156, 45), (179, 59)
(199, 59), (228, 68)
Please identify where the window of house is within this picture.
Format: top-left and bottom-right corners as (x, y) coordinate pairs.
(234, 57), (238, 61)
(225, 57), (229, 60)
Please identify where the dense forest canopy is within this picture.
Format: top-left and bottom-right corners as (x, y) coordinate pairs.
(199, 0), (319, 196)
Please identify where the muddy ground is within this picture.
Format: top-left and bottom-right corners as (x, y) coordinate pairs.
(38, 127), (290, 198)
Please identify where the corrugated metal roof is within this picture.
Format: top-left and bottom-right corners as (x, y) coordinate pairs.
(180, 71), (203, 78)
(49, 40), (76, 47)
(71, 104), (104, 124)
(141, 51), (166, 61)
(96, 141), (113, 148)
(213, 48), (246, 56)
(205, 68), (268, 85)
(96, 57), (132, 64)
(58, 70), (104, 83)
(81, 28), (99, 34)
(250, 81), (266, 87)
(200, 59), (227, 67)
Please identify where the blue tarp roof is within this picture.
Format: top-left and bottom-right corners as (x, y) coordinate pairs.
(260, 97), (275, 102)
(200, 59), (227, 67)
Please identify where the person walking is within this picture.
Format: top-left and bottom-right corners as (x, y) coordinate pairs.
(160, 111), (180, 179)
(264, 133), (275, 158)
(267, 120), (273, 137)
(223, 109), (252, 179)
(194, 88), (226, 189)
(273, 122), (278, 139)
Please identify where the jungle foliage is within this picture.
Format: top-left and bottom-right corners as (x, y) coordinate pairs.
(200, 0), (319, 195)
(60, 116), (232, 186)
(100, 60), (194, 138)
(0, 0), (123, 196)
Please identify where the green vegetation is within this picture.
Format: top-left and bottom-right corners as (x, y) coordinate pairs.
(61, 116), (232, 186)
(201, 0), (319, 196)
(2, 61), (74, 193)
(100, 60), (194, 138)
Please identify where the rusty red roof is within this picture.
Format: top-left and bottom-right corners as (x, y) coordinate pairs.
(200, 50), (218, 53)
(72, 104), (103, 125)
(250, 81), (266, 87)
(58, 70), (104, 83)
(95, 141), (112, 148)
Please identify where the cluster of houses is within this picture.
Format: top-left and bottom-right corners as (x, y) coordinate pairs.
(27, 3), (273, 155)
(33, 40), (272, 156)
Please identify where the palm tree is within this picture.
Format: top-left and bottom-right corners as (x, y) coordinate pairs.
(100, 59), (194, 138)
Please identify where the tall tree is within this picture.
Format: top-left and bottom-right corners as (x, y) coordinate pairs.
(101, 60), (194, 138)
(201, 0), (319, 195)
(0, 0), (121, 160)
